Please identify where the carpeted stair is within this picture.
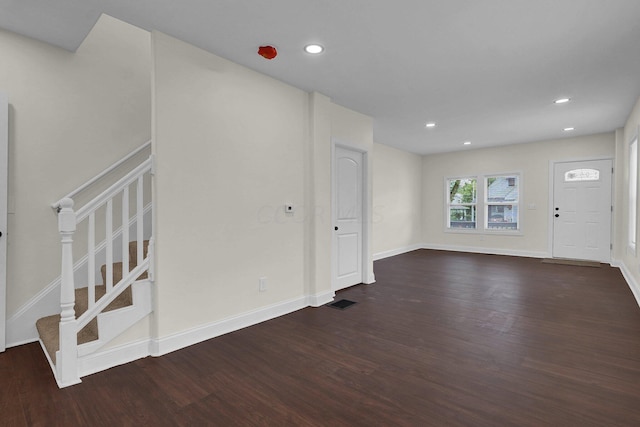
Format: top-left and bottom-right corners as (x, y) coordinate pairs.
(36, 240), (149, 363)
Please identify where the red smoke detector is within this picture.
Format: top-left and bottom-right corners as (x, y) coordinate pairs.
(258, 45), (278, 60)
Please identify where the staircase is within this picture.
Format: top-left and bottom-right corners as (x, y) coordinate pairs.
(39, 142), (154, 387)
(36, 240), (150, 364)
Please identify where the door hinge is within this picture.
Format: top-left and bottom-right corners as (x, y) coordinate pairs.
(611, 243), (613, 250)
(611, 205), (614, 212)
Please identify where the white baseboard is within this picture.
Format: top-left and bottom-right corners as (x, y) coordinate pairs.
(306, 291), (335, 307)
(150, 295), (311, 357)
(81, 290), (334, 378)
(611, 259), (640, 308)
(421, 243), (548, 259)
(77, 338), (151, 379)
(373, 243), (423, 261)
(31, 289), (335, 386)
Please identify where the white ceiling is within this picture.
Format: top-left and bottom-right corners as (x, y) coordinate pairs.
(2, 0), (640, 154)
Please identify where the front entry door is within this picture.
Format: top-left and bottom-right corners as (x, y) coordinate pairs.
(333, 146), (363, 291)
(0, 92), (7, 352)
(552, 159), (612, 262)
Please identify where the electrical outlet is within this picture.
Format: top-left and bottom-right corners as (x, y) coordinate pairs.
(259, 277), (267, 292)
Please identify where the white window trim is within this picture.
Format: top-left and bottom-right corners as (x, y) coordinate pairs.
(628, 132), (638, 254)
(444, 172), (523, 235)
(445, 176), (478, 231)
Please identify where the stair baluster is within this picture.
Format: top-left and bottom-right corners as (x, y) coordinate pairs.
(105, 199), (113, 291)
(136, 175), (144, 267)
(57, 198), (80, 386)
(87, 212), (96, 309)
(122, 187), (130, 276)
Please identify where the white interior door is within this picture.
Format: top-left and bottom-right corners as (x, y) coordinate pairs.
(333, 146), (363, 291)
(0, 92), (7, 352)
(552, 159), (612, 262)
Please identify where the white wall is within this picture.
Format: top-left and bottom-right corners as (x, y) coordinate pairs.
(372, 142), (422, 257)
(153, 31), (307, 336)
(613, 94), (640, 298)
(151, 30), (376, 350)
(422, 133), (615, 257)
(0, 15), (151, 316)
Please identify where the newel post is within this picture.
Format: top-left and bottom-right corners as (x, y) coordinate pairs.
(57, 198), (80, 386)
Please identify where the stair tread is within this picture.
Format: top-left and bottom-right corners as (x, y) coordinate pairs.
(36, 240), (151, 366)
(75, 282), (133, 316)
(100, 262), (148, 289)
(36, 313), (99, 364)
(37, 283), (135, 364)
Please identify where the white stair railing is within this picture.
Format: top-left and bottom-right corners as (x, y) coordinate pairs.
(51, 140), (151, 212)
(53, 147), (153, 387)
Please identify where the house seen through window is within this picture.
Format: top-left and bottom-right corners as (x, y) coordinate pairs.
(486, 175), (519, 230)
(446, 174), (520, 232)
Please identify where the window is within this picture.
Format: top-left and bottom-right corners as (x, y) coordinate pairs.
(446, 173), (521, 233)
(630, 137), (638, 250)
(564, 168), (600, 182)
(486, 175), (519, 230)
(447, 178), (477, 229)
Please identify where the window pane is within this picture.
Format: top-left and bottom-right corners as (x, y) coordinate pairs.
(487, 176), (518, 202)
(449, 206), (476, 229)
(564, 169), (600, 182)
(449, 178), (476, 203)
(487, 204), (518, 230)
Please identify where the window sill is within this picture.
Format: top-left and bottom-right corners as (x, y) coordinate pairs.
(445, 228), (523, 236)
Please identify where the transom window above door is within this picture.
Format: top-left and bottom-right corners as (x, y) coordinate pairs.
(564, 168), (600, 182)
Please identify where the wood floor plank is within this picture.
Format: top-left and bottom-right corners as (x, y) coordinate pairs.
(3, 249), (640, 425)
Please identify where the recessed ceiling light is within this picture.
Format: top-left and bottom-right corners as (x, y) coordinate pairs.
(425, 122), (436, 128)
(563, 127), (575, 131)
(555, 98), (571, 104)
(304, 44), (324, 54)
(463, 141), (472, 145)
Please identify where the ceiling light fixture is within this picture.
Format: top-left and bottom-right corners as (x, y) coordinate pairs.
(304, 44), (324, 54)
(554, 98), (571, 104)
(425, 122), (436, 128)
(563, 127), (575, 131)
(463, 141), (471, 145)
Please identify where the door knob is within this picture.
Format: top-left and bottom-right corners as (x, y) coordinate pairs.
(555, 207), (559, 211)
(334, 226), (339, 231)
(555, 214), (559, 218)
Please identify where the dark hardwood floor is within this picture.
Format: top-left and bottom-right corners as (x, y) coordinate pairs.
(3, 249), (640, 426)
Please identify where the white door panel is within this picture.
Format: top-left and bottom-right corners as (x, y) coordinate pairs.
(337, 157), (359, 220)
(337, 233), (359, 277)
(333, 146), (363, 290)
(553, 159), (612, 262)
